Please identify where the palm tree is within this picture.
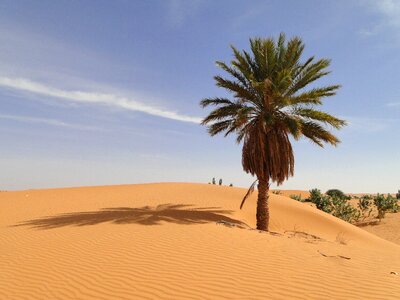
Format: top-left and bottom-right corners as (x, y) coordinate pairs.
(200, 33), (346, 231)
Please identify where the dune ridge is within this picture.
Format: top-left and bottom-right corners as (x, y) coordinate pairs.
(1, 183), (399, 299)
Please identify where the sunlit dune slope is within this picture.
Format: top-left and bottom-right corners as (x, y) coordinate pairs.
(1, 183), (399, 299)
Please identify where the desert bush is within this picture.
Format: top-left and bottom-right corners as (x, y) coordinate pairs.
(373, 194), (398, 220)
(308, 189), (399, 224)
(396, 190), (400, 200)
(308, 188), (323, 202)
(308, 189), (333, 213)
(374, 194), (386, 220)
(272, 190), (282, 195)
(212, 178), (216, 185)
(229, 183), (233, 187)
(290, 194), (304, 202)
(308, 188), (359, 223)
(387, 194), (399, 213)
(326, 189), (348, 200)
(219, 178), (222, 186)
(330, 197), (360, 223)
(357, 196), (373, 221)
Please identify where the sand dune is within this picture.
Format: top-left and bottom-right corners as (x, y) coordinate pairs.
(272, 189), (311, 199)
(361, 212), (400, 245)
(1, 183), (399, 299)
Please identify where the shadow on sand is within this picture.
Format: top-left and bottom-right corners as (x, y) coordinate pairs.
(355, 220), (380, 227)
(15, 204), (245, 230)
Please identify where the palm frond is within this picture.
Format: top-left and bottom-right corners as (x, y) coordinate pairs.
(276, 33), (286, 63)
(214, 76), (257, 102)
(201, 103), (244, 125)
(200, 97), (233, 108)
(230, 45), (253, 80)
(264, 39), (277, 78)
(282, 36), (304, 70)
(295, 108), (347, 129)
(280, 115), (302, 139)
(287, 59), (331, 95)
(240, 179), (258, 209)
(215, 61), (251, 88)
(299, 120), (341, 147)
(283, 85), (340, 106)
(207, 120), (234, 136)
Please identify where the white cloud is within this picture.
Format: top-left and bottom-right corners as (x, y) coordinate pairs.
(345, 116), (399, 133)
(374, 0), (400, 27)
(358, 27), (380, 37)
(231, 3), (269, 29)
(0, 113), (99, 131)
(386, 102), (400, 107)
(165, 0), (203, 28)
(0, 114), (98, 130)
(0, 77), (202, 124)
(359, 0), (400, 36)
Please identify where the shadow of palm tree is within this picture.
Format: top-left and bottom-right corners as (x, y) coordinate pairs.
(15, 204), (245, 230)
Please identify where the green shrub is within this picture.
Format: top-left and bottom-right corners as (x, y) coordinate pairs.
(357, 196), (373, 221)
(218, 178), (222, 185)
(308, 189), (333, 213)
(396, 190), (400, 200)
(212, 178), (216, 185)
(307, 189), (399, 224)
(308, 188), (359, 223)
(326, 189), (350, 200)
(331, 197), (360, 223)
(387, 194), (399, 213)
(289, 194), (304, 202)
(373, 193), (398, 220)
(272, 190), (282, 195)
(308, 188), (323, 202)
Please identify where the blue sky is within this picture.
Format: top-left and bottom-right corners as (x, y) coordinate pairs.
(0, 0), (399, 192)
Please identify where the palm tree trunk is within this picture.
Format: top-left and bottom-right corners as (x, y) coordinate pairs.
(256, 178), (270, 231)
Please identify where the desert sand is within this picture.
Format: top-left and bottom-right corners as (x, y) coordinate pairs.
(1, 183), (399, 299)
(360, 212), (400, 245)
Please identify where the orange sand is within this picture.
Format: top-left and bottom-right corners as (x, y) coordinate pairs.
(272, 189), (310, 199)
(1, 183), (399, 299)
(361, 212), (400, 245)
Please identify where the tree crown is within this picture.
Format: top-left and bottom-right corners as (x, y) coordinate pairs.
(201, 33), (346, 184)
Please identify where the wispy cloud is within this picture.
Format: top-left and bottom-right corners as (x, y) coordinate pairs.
(231, 3), (269, 29)
(165, 0), (203, 28)
(345, 116), (399, 133)
(386, 102), (400, 107)
(0, 114), (99, 131)
(358, 27), (380, 37)
(359, 0), (400, 36)
(0, 77), (202, 124)
(372, 0), (400, 27)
